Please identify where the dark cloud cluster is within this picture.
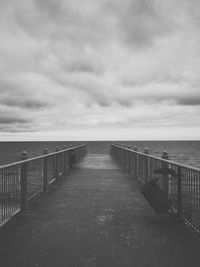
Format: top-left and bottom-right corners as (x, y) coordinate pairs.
(0, 79), (51, 108)
(177, 97), (200, 106)
(105, 0), (176, 48)
(0, 115), (29, 125)
(1, 95), (49, 110)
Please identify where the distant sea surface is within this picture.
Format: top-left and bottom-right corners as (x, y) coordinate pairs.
(0, 141), (200, 168)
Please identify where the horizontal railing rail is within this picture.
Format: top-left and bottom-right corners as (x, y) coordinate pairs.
(0, 144), (87, 227)
(110, 143), (200, 235)
(0, 144), (85, 170)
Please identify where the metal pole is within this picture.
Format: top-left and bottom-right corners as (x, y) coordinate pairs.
(144, 148), (149, 183)
(127, 145), (131, 173)
(161, 151), (169, 198)
(20, 151), (28, 213)
(177, 166), (182, 219)
(55, 146), (59, 180)
(43, 148), (49, 193)
(134, 146), (138, 179)
(63, 145), (67, 175)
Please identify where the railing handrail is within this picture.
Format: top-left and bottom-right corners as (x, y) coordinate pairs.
(111, 142), (200, 234)
(0, 144), (85, 171)
(0, 143), (87, 227)
(111, 143), (200, 173)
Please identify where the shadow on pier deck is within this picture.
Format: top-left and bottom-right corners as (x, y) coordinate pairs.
(0, 154), (200, 267)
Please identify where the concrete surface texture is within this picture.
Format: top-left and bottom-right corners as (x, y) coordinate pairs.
(0, 154), (200, 267)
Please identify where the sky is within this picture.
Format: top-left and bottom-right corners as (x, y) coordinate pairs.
(0, 0), (200, 141)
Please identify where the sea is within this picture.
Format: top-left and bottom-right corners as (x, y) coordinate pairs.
(0, 141), (200, 169)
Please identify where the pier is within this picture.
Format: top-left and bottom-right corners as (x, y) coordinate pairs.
(0, 145), (200, 266)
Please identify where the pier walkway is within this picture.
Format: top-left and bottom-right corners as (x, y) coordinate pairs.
(0, 154), (200, 267)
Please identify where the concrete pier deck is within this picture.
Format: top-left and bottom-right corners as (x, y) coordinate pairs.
(0, 154), (200, 267)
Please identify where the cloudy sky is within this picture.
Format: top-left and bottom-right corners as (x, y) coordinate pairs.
(0, 0), (200, 140)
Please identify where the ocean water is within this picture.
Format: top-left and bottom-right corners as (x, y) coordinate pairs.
(0, 140), (200, 168)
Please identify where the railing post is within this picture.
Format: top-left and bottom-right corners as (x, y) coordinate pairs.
(77, 146), (80, 161)
(119, 147), (122, 164)
(63, 145), (67, 174)
(74, 149), (76, 164)
(134, 146), (138, 179)
(120, 147), (123, 166)
(177, 166), (182, 219)
(131, 149), (134, 175)
(123, 144), (126, 169)
(43, 148), (49, 193)
(126, 147), (129, 171)
(112, 144), (115, 159)
(127, 145), (131, 173)
(20, 151), (28, 213)
(121, 146), (124, 167)
(161, 151), (169, 198)
(121, 145), (124, 166)
(110, 144), (113, 156)
(82, 145), (86, 157)
(70, 149), (75, 168)
(144, 148), (149, 183)
(117, 146), (119, 162)
(78, 146), (80, 158)
(67, 148), (70, 168)
(54, 146), (59, 180)
(123, 146), (125, 167)
(75, 147), (78, 163)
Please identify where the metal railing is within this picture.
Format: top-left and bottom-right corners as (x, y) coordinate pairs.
(0, 144), (86, 227)
(111, 143), (200, 234)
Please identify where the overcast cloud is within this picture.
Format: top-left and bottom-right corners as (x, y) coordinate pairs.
(0, 0), (200, 140)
